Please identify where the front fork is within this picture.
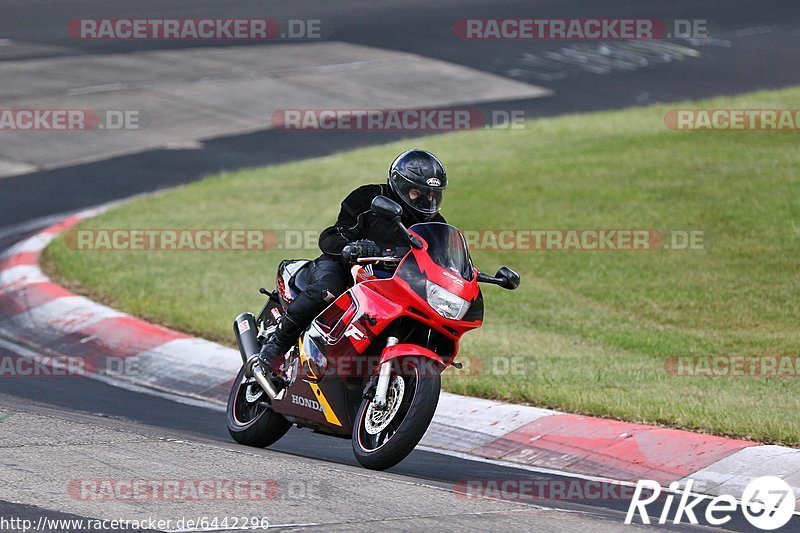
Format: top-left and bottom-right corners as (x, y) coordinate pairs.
(372, 336), (399, 409)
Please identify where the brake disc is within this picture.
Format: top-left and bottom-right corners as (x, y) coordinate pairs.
(244, 379), (264, 403)
(364, 376), (405, 435)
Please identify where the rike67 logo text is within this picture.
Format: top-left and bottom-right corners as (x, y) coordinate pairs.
(625, 477), (795, 530)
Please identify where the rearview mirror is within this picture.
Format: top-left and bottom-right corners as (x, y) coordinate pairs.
(371, 195), (423, 248)
(496, 267), (521, 290)
(371, 195), (403, 219)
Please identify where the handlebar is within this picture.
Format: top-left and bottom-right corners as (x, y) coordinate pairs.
(356, 256), (402, 264)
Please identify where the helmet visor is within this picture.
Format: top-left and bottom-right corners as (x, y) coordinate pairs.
(393, 173), (445, 215)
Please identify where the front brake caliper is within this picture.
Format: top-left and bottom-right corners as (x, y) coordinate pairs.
(362, 375), (378, 400)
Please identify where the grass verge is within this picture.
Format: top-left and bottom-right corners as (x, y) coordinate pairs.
(44, 87), (800, 445)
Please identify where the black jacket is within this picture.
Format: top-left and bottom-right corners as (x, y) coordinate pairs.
(319, 184), (446, 259)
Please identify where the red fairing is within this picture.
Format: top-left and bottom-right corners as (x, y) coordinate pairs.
(317, 228), (482, 367)
(379, 343), (444, 366)
(358, 265), (481, 340)
(303, 223), (486, 388)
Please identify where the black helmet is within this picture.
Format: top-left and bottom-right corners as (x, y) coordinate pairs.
(387, 149), (447, 220)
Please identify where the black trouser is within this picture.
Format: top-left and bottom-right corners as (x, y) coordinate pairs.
(282, 256), (350, 335)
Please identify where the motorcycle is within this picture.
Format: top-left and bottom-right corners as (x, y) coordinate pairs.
(226, 195), (520, 470)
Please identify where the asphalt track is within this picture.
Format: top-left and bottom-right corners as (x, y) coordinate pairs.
(1, 1), (800, 531)
(0, 358), (769, 532)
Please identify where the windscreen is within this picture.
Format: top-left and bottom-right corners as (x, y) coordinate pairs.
(409, 223), (474, 281)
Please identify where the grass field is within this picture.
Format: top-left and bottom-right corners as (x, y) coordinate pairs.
(43, 87), (800, 445)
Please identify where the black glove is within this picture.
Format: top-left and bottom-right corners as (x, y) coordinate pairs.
(341, 239), (381, 264)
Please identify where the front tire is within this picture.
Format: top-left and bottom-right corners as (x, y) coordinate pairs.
(352, 358), (441, 470)
(226, 364), (291, 447)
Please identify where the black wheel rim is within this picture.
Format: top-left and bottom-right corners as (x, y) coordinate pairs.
(233, 376), (270, 426)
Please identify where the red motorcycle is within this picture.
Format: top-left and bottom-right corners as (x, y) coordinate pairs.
(227, 196), (520, 470)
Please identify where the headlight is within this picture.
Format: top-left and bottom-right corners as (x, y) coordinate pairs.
(426, 280), (470, 320)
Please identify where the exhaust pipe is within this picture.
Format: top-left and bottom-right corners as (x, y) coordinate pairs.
(234, 312), (278, 400)
(234, 313), (260, 364)
(245, 356), (279, 400)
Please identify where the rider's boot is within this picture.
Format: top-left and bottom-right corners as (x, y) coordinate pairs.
(257, 313), (304, 374)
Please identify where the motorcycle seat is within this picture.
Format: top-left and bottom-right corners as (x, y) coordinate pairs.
(289, 261), (313, 294)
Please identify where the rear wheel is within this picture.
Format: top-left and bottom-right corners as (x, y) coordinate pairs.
(352, 358), (440, 470)
(226, 364), (291, 447)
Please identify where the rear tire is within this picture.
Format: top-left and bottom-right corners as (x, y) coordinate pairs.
(226, 364), (291, 447)
(352, 358), (440, 470)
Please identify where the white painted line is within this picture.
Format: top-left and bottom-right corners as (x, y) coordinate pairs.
(416, 444), (643, 489)
(2, 232), (57, 255)
(0, 201), (119, 245)
(67, 83), (125, 96)
(0, 158), (37, 179)
(91, 371), (229, 411)
(0, 203), (112, 256)
(0, 335), (40, 356)
(74, 204), (116, 220)
(0, 212), (79, 243)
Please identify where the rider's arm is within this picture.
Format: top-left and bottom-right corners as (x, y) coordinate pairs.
(318, 185), (382, 259)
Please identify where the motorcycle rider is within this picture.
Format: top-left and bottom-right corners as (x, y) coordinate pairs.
(258, 149), (448, 373)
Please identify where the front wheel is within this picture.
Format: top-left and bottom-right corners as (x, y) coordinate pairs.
(226, 364), (291, 447)
(352, 358), (441, 470)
